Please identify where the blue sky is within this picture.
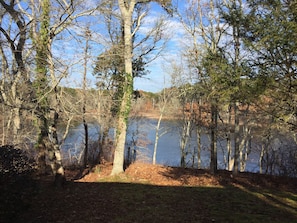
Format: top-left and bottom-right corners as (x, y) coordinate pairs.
(57, 1), (185, 93)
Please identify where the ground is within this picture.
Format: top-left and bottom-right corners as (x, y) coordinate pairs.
(71, 162), (296, 190)
(1, 161), (297, 223)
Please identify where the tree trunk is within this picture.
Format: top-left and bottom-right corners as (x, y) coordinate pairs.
(83, 120), (89, 167)
(12, 107), (21, 144)
(34, 0), (51, 175)
(196, 98), (202, 169)
(112, 95), (130, 175)
(180, 119), (191, 168)
(99, 125), (109, 162)
(239, 125), (251, 172)
(111, 0), (134, 175)
(153, 112), (163, 165)
(37, 116), (49, 175)
(49, 45), (66, 185)
(196, 126), (201, 169)
(233, 101), (240, 175)
(231, 0), (242, 175)
(259, 144), (265, 174)
(227, 104), (233, 171)
(82, 29), (90, 168)
(210, 103), (217, 174)
(49, 111), (65, 187)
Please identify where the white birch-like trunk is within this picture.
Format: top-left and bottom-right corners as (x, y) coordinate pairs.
(259, 144), (265, 174)
(153, 113), (163, 165)
(180, 119), (191, 168)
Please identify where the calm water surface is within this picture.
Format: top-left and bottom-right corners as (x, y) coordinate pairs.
(61, 118), (260, 172)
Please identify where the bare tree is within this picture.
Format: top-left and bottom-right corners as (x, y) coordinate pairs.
(175, 0), (226, 173)
(15, 0), (98, 184)
(152, 85), (175, 165)
(0, 0), (32, 145)
(82, 28), (92, 168)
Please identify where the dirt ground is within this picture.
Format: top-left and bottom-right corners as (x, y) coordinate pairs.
(1, 162), (297, 223)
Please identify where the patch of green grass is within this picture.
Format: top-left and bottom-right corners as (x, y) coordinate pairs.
(7, 178), (297, 223)
(107, 183), (297, 223)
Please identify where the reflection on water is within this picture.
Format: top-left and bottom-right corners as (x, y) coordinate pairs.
(61, 118), (260, 172)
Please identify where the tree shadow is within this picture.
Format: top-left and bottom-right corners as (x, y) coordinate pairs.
(1, 173), (297, 223)
(158, 167), (297, 222)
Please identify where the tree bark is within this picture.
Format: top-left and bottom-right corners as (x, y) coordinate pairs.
(82, 29), (91, 168)
(153, 112), (163, 165)
(227, 103), (233, 171)
(210, 102), (217, 174)
(233, 101), (240, 175)
(111, 0), (135, 175)
(49, 112), (65, 187)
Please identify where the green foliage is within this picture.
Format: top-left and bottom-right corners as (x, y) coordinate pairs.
(122, 73), (134, 124)
(93, 45), (124, 78)
(142, 91), (158, 100)
(93, 47), (148, 81)
(93, 44), (145, 118)
(111, 72), (126, 117)
(59, 86), (78, 98)
(241, 0), (297, 129)
(243, 0), (297, 77)
(199, 49), (235, 103)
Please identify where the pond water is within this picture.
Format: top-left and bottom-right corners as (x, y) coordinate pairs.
(61, 118), (260, 172)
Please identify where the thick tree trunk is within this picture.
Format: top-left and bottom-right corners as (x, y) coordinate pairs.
(34, 0), (51, 175)
(37, 116), (49, 175)
(111, 0), (134, 175)
(12, 107), (21, 144)
(49, 114), (65, 187)
(111, 89), (132, 174)
(112, 113), (128, 174)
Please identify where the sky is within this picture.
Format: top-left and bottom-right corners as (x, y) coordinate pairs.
(58, 1), (186, 93)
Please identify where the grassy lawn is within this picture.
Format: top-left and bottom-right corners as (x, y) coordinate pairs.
(105, 182), (297, 223)
(2, 165), (297, 223)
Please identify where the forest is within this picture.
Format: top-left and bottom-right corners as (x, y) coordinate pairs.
(1, 0), (297, 181)
(1, 0), (297, 222)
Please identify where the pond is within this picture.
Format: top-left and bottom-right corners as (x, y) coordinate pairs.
(61, 118), (260, 172)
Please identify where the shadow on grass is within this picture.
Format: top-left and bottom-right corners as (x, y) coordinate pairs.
(1, 175), (297, 223)
(158, 167), (297, 223)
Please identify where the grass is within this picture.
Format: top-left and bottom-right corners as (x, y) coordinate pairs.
(107, 183), (297, 223)
(87, 173), (297, 222)
(1, 172), (297, 223)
